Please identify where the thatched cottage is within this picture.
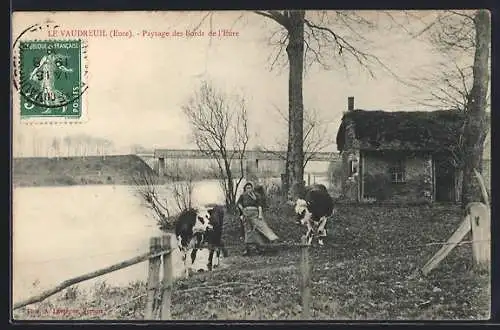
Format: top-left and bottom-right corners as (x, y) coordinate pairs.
(336, 97), (469, 203)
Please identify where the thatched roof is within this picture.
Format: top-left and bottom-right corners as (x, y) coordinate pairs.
(336, 110), (467, 152)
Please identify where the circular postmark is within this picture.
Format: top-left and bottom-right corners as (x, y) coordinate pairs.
(12, 21), (88, 119)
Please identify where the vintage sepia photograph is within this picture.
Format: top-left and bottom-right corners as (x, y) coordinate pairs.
(11, 10), (491, 321)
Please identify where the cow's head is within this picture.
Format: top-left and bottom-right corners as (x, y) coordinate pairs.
(207, 207), (217, 225)
(192, 207), (213, 233)
(294, 198), (312, 224)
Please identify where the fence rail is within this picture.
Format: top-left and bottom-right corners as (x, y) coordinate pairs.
(12, 234), (313, 320)
(12, 238), (173, 316)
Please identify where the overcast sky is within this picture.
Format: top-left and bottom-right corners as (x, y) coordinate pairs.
(12, 10), (474, 155)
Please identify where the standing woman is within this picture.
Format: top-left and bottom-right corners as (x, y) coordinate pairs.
(237, 181), (279, 255)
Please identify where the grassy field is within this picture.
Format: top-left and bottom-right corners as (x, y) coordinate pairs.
(12, 202), (490, 321)
(12, 155), (155, 187)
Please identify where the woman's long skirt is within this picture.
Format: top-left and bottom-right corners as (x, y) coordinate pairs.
(242, 206), (279, 245)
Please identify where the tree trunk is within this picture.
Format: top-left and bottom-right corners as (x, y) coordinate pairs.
(224, 157), (235, 208)
(461, 9), (490, 208)
(286, 10), (306, 200)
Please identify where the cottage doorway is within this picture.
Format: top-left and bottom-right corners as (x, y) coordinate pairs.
(434, 159), (455, 202)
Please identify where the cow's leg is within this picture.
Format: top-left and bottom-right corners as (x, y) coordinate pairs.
(190, 248), (198, 265)
(207, 248), (215, 271)
(239, 216), (245, 240)
(317, 216), (328, 246)
(220, 242), (229, 258)
(304, 220), (314, 245)
(213, 247), (222, 268)
(307, 231), (313, 245)
(180, 248), (189, 278)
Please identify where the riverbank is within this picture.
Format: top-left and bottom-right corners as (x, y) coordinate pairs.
(12, 155), (227, 187)
(13, 203), (490, 320)
(12, 155), (155, 187)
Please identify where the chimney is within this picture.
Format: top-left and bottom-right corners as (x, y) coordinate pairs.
(347, 96), (354, 111)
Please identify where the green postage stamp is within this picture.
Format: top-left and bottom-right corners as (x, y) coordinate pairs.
(17, 39), (87, 122)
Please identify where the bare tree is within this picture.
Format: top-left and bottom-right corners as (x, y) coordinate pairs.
(166, 161), (196, 212)
(94, 138), (103, 156)
(81, 134), (91, 158)
(405, 11), (490, 113)
(95, 137), (109, 157)
(407, 10), (491, 207)
(461, 10), (490, 206)
(254, 11), (403, 199)
(102, 139), (113, 159)
(133, 162), (199, 229)
(171, 179), (194, 213)
(132, 169), (172, 229)
(190, 11), (399, 199)
(182, 80), (249, 209)
(406, 60), (473, 111)
(260, 105), (334, 171)
(63, 135), (73, 157)
(51, 138), (61, 159)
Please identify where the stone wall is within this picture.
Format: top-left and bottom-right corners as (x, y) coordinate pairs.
(361, 151), (433, 203)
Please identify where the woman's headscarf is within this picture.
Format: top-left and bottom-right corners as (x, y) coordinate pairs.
(243, 181), (257, 200)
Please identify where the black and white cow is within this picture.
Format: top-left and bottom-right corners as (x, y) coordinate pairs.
(175, 207), (212, 275)
(191, 204), (229, 271)
(294, 184), (334, 246)
(175, 205), (228, 274)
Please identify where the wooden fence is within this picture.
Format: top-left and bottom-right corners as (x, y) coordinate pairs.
(12, 234), (313, 320)
(13, 234), (175, 319)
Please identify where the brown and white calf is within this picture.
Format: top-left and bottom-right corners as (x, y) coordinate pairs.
(294, 184), (334, 246)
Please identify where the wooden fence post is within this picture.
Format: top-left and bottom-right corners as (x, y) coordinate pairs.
(144, 237), (162, 320)
(468, 202), (491, 270)
(160, 234), (174, 320)
(421, 216), (471, 276)
(300, 236), (311, 319)
(13, 248), (169, 311)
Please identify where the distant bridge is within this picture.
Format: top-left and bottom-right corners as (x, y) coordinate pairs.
(143, 149), (340, 178)
(153, 149), (338, 161)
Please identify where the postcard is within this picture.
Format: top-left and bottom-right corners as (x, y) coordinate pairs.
(11, 10), (491, 321)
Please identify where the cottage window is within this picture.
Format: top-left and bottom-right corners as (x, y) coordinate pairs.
(389, 159), (406, 183)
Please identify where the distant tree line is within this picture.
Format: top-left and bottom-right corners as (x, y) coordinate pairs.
(13, 133), (115, 158)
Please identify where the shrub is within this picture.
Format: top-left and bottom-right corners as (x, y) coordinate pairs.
(363, 174), (392, 201)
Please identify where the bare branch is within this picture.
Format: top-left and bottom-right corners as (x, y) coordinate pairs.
(132, 169), (171, 228)
(254, 10), (289, 28)
(401, 10), (486, 113)
(261, 106), (334, 169)
(182, 80), (250, 208)
(301, 16), (405, 83)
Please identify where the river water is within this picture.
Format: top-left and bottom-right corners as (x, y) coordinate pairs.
(12, 176), (329, 304)
(12, 180), (231, 304)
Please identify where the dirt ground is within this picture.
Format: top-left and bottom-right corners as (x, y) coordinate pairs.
(12, 203), (491, 321)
